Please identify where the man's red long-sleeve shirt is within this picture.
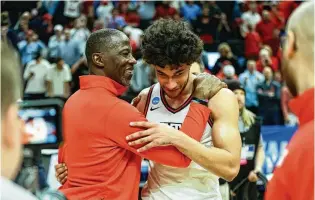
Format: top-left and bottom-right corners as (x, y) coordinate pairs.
(58, 75), (211, 200)
(265, 88), (314, 200)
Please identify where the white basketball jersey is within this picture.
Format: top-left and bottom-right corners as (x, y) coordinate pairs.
(141, 83), (222, 200)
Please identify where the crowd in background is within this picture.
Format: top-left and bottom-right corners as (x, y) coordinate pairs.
(1, 0), (302, 126)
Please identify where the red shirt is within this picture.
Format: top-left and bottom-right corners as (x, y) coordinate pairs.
(58, 75), (210, 200)
(154, 5), (177, 19)
(278, 1), (299, 24)
(256, 57), (279, 72)
(255, 20), (276, 44)
(265, 88), (314, 200)
(245, 31), (261, 58)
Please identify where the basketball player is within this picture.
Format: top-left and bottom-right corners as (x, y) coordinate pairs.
(56, 19), (241, 199)
(265, 2), (314, 199)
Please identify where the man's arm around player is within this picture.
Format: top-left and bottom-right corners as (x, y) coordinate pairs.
(128, 87), (241, 181)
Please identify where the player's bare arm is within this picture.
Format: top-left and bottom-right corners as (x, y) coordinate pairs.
(129, 88), (241, 181)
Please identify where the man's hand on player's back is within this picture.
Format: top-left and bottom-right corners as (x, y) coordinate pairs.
(193, 73), (227, 100)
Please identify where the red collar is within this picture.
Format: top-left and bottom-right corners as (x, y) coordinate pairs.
(79, 75), (127, 96)
(289, 88), (314, 126)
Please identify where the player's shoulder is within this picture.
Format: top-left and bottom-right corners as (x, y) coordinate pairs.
(138, 85), (155, 102)
(213, 88), (236, 100)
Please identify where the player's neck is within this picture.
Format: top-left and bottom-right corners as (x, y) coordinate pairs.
(164, 74), (195, 108)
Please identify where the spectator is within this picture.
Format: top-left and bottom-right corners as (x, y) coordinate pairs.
(226, 81), (265, 200)
(48, 25), (64, 63)
(125, 9), (141, 28)
(92, 19), (105, 32)
(241, 1), (261, 38)
(281, 84), (298, 126)
(212, 42), (242, 76)
(107, 8), (127, 30)
(270, 2), (285, 30)
(23, 52), (50, 100)
(257, 67), (282, 125)
(207, 1), (222, 19)
(82, 0), (95, 31)
(274, 71), (283, 85)
(222, 64), (237, 84)
(39, 14), (54, 45)
(193, 6), (216, 44)
(1, 12), (19, 51)
(239, 60), (264, 115)
(278, 0), (300, 24)
(180, 1), (201, 22)
(137, 1), (155, 30)
(15, 12), (31, 42)
(244, 24), (262, 60)
(256, 48), (279, 72)
(154, 2), (177, 19)
(46, 57), (72, 98)
(70, 15), (91, 55)
(216, 13), (232, 42)
(18, 30), (46, 66)
(96, 0), (114, 27)
(118, 1), (131, 19)
(63, 0), (82, 25)
(123, 26), (143, 49)
(256, 10), (279, 55)
(57, 29), (82, 67)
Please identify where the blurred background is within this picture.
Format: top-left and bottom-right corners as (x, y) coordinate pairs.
(1, 0), (302, 199)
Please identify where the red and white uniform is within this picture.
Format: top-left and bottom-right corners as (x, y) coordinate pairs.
(142, 83), (222, 200)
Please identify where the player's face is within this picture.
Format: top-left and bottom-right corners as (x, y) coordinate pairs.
(233, 89), (245, 110)
(155, 65), (191, 99)
(103, 34), (137, 86)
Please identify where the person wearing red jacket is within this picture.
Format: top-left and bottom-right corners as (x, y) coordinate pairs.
(265, 2), (314, 199)
(245, 24), (262, 60)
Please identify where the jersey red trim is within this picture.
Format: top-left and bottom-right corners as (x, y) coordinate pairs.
(160, 88), (193, 114)
(144, 85), (155, 117)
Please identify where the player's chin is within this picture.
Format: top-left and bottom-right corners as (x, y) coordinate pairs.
(165, 90), (181, 98)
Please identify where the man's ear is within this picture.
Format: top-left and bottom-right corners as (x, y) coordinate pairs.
(92, 53), (105, 67)
(285, 30), (296, 59)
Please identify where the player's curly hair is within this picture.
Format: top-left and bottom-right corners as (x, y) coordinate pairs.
(141, 19), (203, 68)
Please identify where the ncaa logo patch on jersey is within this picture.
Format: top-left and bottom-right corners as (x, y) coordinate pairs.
(152, 97), (160, 105)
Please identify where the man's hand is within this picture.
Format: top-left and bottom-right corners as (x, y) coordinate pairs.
(55, 163), (68, 184)
(248, 170), (258, 182)
(193, 73), (227, 100)
(126, 121), (183, 152)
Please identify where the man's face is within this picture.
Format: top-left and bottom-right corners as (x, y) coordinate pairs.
(57, 59), (64, 68)
(263, 67), (273, 80)
(233, 89), (245, 110)
(64, 30), (70, 40)
(262, 11), (270, 21)
(1, 104), (23, 179)
(220, 48), (229, 58)
(102, 34), (137, 86)
(249, 2), (257, 12)
(247, 61), (256, 72)
(155, 65), (191, 99)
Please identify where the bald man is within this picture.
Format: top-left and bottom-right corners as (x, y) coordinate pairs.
(265, 2), (314, 200)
